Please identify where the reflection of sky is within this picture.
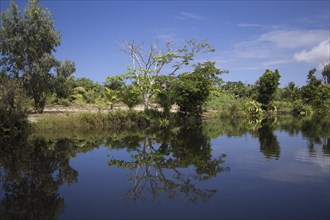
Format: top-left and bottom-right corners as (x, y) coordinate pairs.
(211, 131), (330, 184)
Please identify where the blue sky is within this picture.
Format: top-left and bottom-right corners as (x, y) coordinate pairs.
(1, 0), (329, 86)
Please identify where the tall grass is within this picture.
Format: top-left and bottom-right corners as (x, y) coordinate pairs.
(32, 110), (157, 132)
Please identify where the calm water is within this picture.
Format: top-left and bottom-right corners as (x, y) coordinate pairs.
(0, 117), (329, 219)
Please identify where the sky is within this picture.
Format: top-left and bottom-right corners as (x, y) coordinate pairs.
(1, 0), (329, 87)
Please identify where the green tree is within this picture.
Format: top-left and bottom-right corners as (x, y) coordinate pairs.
(121, 40), (215, 110)
(0, 0), (61, 112)
(73, 77), (96, 91)
(71, 78), (104, 104)
(173, 62), (222, 116)
(222, 81), (248, 98)
(121, 85), (142, 109)
(256, 69), (281, 110)
(0, 74), (29, 132)
(300, 68), (330, 110)
(104, 75), (125, 91)
(281, 81), (300, 102)
(104, 76), (125, 109)
(54, 60), (76, 99)
(155, 75), (176, 115)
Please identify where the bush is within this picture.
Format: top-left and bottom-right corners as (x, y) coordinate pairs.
(243, 100), (264, 118)
(292, 100), (312, 115)
(0, 76), (29, 132)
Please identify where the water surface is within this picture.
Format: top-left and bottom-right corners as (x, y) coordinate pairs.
(0, 117), (329, 219)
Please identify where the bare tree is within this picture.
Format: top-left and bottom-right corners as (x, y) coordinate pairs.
(121, 40), (215, 109)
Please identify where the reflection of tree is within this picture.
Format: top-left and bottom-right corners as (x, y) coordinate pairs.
(298, 116), (330, 158)
(322, 138), (330, 156)
(105, 131), (144, 151)
(108, 122), (229, 203)
(0, 133), (79, 219)
(258, 119), (280, 160)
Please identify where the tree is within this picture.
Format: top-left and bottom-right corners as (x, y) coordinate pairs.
(301, 68), (329, 109)
(322, 63), (330, 85)
(121, 40), (215, 110)
(281, 81), (299, 102)
(173, 62), (222, 116)
(104, 75), (125, 91)
(54, 60), (76, 99)
(121, 85), (142, 109)
(0, 0), (61, 112)
(256, 69), (281, 110)
(104, 76), (125, 110)
(74, 77), (96, 91)
(0, 74), (29, 132)
(222, 81), (248, 98)
(155, 75), (176, 115)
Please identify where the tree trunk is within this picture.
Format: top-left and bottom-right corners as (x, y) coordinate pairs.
(143, 92), (151, 110)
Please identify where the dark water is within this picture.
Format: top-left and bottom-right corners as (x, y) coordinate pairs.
(0, 117), (329, 220)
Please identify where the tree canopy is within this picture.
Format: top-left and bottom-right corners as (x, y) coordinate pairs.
(256, 69), (281, 110)
(0, 0), (63, 112)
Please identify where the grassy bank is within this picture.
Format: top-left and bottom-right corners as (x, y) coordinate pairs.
(31, 110), (164, 133)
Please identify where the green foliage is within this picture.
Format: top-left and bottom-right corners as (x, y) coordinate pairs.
(73, 77), (96, 90)
(301, 68), (330, 110)
(280, 82), (300, 102)
(292, 100), (312, 116)
(243, 100), (264, 118)
(104, 75), (125, 91)
(53, 60), (76, 99)
(0, 0), (61, 112)
(222, 81), (248, 98)
(121, 85), (142, 109)
(155, 75), (176, 115)
(69, 78), (111, 106)
(122, 40), (215, 110)
(174, 62), (222, 116)
(256, 69), (281, 110)
(70, 86), (87, 104)
(0, 74), (29, 132)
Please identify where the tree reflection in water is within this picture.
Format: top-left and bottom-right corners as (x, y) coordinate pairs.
(258, 118), (280, 160)
(0, 133), (79, 219)
(0, 115), (328, 217)
(108, 122), (229, 204)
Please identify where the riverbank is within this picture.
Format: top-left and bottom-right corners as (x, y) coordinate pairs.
(27, 104), (180, 123)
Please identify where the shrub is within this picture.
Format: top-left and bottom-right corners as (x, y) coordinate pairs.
(0, 76), (29, 132)
(292, 100), (312, 115)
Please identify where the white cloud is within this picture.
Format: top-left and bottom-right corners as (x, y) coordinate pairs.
(231, 29), (328, 61)
(293, 39), (330, 64)
(175, 11), (203, 20)
(258, 29), (329, 49)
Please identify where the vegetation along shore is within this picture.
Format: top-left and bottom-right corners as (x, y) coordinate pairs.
(1, 0), (329, 134)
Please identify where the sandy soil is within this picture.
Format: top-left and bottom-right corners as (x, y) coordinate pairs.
(27, 104), (179, 123)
